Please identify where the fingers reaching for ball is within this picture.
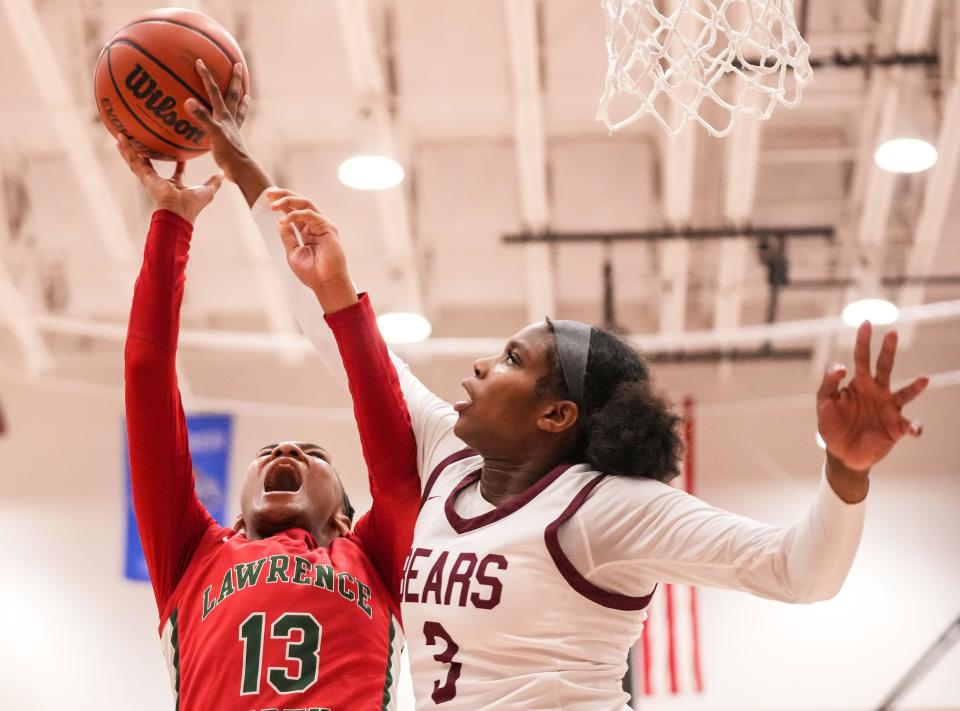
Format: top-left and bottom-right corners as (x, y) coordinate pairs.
(194, 58), (229, 117)
(116, 134), (159, 182)
(224, 63), (245, 117)
(268, 189), (323, 216)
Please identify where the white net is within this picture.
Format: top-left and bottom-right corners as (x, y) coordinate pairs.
(596, 0), (813, 137)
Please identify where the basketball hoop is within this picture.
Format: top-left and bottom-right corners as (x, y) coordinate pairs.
(596, 0), (813, 137)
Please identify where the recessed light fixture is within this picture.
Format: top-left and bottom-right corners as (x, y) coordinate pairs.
(873, 138), (938, 174)
(376, 312), (432, 344)
(841, 298), (899, 328)
(337, 155), (405, 190)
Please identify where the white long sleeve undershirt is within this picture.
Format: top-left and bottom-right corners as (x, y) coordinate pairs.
(252, 191), (866, 603)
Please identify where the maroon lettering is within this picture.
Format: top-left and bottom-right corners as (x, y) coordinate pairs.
(443, 553), (478, 607)
(403, 547), (432, 603)
(421, 551), (448, 605)
(424, 621), (462, 703)
(470, 554), (507, 609)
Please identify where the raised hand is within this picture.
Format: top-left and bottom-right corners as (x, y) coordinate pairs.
(817, 321), (928, 475)
(269, 189), (358, 313)
(116, 134), (223, 224)
(184, 59), (270, 205)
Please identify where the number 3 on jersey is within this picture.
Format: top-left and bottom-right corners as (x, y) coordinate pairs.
(239, 612), (322, 695)
(424, 621), (461, 703)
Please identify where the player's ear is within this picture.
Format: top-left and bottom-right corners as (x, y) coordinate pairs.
(537, 399), (579, 434)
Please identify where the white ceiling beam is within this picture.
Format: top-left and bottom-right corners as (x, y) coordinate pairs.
(2, 0), (135, 273)
(715, 110), (762, 333)
(812, 0), (935, 374)
(183, 1), (300, 344)
(1, 0), (199, 395)
(659, 123), (695, 334)
(334, 0), (423, 315)
(897, 6), (960, 344)
(657, 11), (700, 334)
(23, 298), (960, 356)
(0, 188), (54, 376)
(504, 0), (556, 324)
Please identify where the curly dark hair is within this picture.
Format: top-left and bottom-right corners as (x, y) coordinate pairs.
(541, 322), (684, 482)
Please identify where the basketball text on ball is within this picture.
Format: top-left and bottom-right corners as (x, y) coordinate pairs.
(124, 63), (205, 144)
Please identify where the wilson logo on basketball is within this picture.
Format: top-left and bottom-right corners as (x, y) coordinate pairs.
(124, 63), (205, 145)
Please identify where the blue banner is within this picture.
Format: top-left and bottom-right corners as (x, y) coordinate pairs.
(123, 413), (233, 582)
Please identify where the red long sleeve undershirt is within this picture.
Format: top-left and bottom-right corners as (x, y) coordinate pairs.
(324, 294), (420, 597)
(125, 210), (211, 613)
(125, 210), (420, 614)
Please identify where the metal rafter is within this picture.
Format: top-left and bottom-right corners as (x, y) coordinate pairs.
(716, 108), (762, 332)
(812, 0), (936, 373)
(2, 0), (134, 272)
(897, 6), (960, 344)
(0, 184), (54, 375)
(1, 0), (201, 393)
(334, 0), (423, 315)
(187, 0), (301, 342)
(658, 11), (700, 334)
(660, 125), (695, 333)
(504, 0), (556, 324)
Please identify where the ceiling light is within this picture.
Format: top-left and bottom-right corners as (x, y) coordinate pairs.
(873, 138), (938, 174)
(841, 298), (899, 328)
(376, 312), (432, 344)
(337, 155), (405, 190)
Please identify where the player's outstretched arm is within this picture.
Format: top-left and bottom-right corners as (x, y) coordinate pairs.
(259, 193), (420, 590)
(816, 320), (928, 503)
(270, 191), (465, 480)
(185, 59), (269, 207)
(189, 61), (465, 479)
(570, 322), (929, 603)
(119, 136), (224, 612)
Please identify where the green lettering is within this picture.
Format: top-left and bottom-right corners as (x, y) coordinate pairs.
(266, 555), (290, 583)
(337, 572), (356, 601)
(356, 579), (373, 618)
(234, 558), (266, 590)
(217, 567), (236, 603)
(292, 556), (312, 586)
(313, 563), (334, 591)
(201, 585), (216, 620)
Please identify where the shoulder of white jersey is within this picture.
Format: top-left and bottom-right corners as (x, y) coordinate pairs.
(420, 447), (479, 507)
(546, 472), (658, 612)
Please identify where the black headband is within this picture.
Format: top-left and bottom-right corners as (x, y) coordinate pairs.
(551, 319), (592, 410)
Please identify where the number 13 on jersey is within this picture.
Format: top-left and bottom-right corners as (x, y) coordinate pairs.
(239, 612), (322, 695)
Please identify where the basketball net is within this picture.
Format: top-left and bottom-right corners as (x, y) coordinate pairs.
(596, 0), (813, 137)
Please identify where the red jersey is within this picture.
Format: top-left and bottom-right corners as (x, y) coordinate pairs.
(125, 210), (419, 711)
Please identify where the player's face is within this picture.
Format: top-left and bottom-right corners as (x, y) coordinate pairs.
(454, 322), (560, 455)
(238, 441), (346, 541)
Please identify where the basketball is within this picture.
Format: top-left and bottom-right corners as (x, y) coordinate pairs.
(93, 8), (249, 161)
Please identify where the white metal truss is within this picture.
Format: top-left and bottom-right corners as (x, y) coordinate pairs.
(812, 0), (936, 373)
(0, 184), (54, 375)
(1, 0), (204, 393)
(658, 11), (700, 333)
(716, 106), (762, 332)
(898, 3), (960, 344)
(334, 0), (424, 315)
(187, 0), (303, 345)
(504, 0), (556, 324)
(21, 298), (960, 357)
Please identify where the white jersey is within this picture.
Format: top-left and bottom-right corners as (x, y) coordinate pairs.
(401, 450), (647, 710)
(251, 192), (868, 710)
